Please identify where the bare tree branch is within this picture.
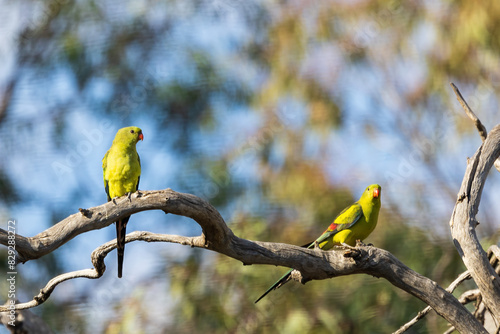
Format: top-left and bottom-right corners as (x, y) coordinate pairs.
(458, 289), (481, 305)
(397, 245), (500, 333)
(0, 301), (53, 334)
(2, 231), (200, 311)
(439, 247), (500, 334)
(451, 82), (500, 172)
(443, 325), (457, 334)
(488, 245), (500, 275)
(0, 188), (488, 333)
(0, 189), (228, 263)
(450, 123), (500, 322)
(451, 83), (488, 141)
(393, 270), (472, 334)
(446, 289), (486, 333)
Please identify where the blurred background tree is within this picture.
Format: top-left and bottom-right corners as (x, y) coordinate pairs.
(1, 0), (500, 333)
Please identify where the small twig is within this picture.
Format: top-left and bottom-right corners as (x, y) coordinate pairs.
(488, 245), (500, 274)
(450, 83), (488, 142)
(394, 270), (472, 334)
(393, 306), (433, 334)
(443, 325), (456, 334)
(474, 300), (486, 326)
(450, 83), (500, 173)
(458, 288), (481, 305)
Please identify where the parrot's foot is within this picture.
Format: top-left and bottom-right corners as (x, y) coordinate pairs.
(355, 240), (373, 247)
(355, 240), (366, 247)
(344, 248), (361, 258)
(340, 243), (356, 249)
(136, 190), (143, 198)
(336, 243), (362, 258)
(126, 192), (132, 202)
(112, 197), (118, 205)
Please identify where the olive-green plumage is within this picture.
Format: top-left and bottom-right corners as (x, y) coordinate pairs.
(255, 184), (381, 303)
(102, 126), (143, 278)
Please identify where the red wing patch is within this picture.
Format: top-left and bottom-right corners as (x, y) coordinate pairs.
(323, 203), (363, 234)
(324, 222), (339, 233)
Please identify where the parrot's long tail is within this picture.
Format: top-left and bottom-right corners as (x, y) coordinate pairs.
(255, 268), (293, 303)
(116, 216), (130, 278)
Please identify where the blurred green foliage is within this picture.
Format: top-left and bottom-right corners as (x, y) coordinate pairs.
(2, 0), (500, 333)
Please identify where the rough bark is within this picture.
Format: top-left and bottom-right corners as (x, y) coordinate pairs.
(450, 124), (500, 322)
(0, 188), (487, 333)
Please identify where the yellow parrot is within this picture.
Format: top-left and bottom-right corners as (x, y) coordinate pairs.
(102, 126), (143, 278)
(255, 184), (381, 303)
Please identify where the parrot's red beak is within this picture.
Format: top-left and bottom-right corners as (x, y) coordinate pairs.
(138, 133), (144, 141)
(373, 188), (380, 198)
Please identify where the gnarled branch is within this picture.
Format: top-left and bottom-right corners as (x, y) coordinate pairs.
(393, 270), (472, 334)
(450, 121), (500, 321)
(0, 188), (487, 333)
(397, 245), (500, 333)
(450, 84), (500, 323)
(0, 189), (229, 263)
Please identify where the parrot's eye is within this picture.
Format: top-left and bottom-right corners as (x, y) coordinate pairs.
(130, 130), (135, 134)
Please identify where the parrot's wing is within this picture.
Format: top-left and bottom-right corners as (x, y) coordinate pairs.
(102, 150), (111, 202)
(136, 154), (141, 191)
(305, 203), (363, 248)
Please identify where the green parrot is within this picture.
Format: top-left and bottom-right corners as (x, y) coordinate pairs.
(102, 126), (143, 278)
(255, 184), (381, 303)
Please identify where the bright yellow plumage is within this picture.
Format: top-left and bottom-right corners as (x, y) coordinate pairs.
(102, 126), (143, 277)
(255, 184), (382, 303)
(317, 184), (381, 249)
(103, 147), (141, 199)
